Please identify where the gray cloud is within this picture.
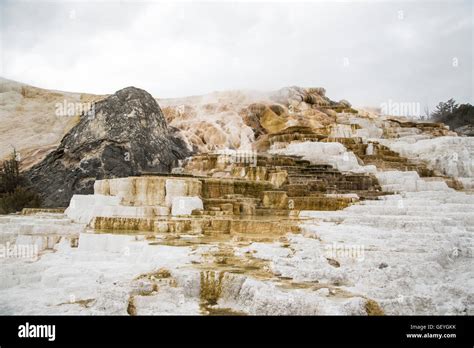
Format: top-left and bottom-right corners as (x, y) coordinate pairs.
(1, 0), (472, 111)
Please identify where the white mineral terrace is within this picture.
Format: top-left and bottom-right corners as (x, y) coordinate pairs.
(65, 176), (203, 224)
(1, 141), (473, 315)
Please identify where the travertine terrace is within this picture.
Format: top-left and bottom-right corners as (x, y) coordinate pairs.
(0, 84), (473, 315)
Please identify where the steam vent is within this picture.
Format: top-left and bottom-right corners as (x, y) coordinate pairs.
(1, 84), (473, 316)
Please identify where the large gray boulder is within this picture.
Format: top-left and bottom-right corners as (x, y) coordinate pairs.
(25, 86), (192, 207)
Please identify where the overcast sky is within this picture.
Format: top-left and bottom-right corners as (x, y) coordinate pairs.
(0, 0), (472, 110)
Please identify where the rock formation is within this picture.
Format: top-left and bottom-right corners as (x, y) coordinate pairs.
(24, 87), (191, 207)
(1, 80), (473, 316)
(159, 86), (355, 154)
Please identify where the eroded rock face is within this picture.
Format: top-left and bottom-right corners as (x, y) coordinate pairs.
(159, 87), (350, 153)
(25, 87), (192, 207)
(0, 77), (105, 169)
